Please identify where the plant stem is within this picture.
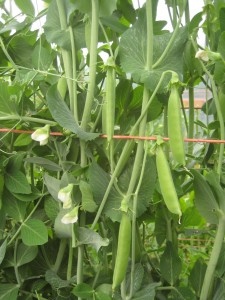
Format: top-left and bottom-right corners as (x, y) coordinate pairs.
(200, 210), (225, 300)
(56, 0), (74, 113)
(52, 239), (67, 273)
(0, 115), (57, 126)
(77, 212), (85, 300)
(69, 26), (78, 122)
(81, 0), (99, 130)
(188, 82), (194, 155)
(67, 239), (73, 280)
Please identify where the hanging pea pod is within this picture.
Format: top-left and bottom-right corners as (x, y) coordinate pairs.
(156, 145), (182, 218)
(168, 82), (186, 165)
(112, 212), (131, 291)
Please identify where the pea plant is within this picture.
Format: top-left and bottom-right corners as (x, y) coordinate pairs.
(0, 0), (225, 299)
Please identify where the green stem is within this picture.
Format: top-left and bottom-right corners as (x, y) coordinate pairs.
(0, 37), (17, 68)
(81, 0), (99, 130)
(200, 210), (225, 300)
(77, 212), (85, 300)
(0, 115), (57, 126)
(128, 150), (148, 300)
(188, 83), (194, 155)
(67, 240), (73, 280)
(56, 0), (74, 113)
(191, 38), (224, 176)
(52, 239), (67, 273)
(69, 26), (78, 122)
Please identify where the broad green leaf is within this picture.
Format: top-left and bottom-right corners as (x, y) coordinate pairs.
(127, 264), (144, 295)
(44, 174), (61, 201)
(4, 170), (31, 194)
(21, 219), (48, 246)
(3, 190), (27, 222)
(0, 174), (4, 209)
(15, 0), (35, 16)
(96, 292), (112, 300)
(88, 162), (122, 222)
(215, 243), (225, 277)
(119, 8), (188, 91)
(45, 270), (70, 290)
(71, 0), (117, 17)
(16, 243), (38, 267)
(32, 45), (53, 71)
(206, 170), (225, 213)
(44, 0), (85, 50)
(189, 258), (207, 297)
(0, 239), (7, 265)
(46, 85), (99, 141)
(72, 283), (94, 298)
(12, 188), (41, 202)
(213, 280), (225, 300)
(54, 209), (72, 238)
(214, 32), (225, 84)
(80, 180), (97, 212)
(170, 287), (197, 300)
(160, 241), (182, 285)
(0, 81), (19, 117)
(192, 170), (219, 224)
(44, 196), (60, 221)
(24, 157), (62, 172)
(77, 227), (109, 252)
(132, 282), (161, 300)
(154, 206), (167, 245)
(100, 16), (128, 34)
(0, 284), (19, 300)
(14, 134), (32, 147)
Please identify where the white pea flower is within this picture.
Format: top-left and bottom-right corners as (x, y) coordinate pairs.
(58, 184), (73, 209)
(61, 206), (79, 224)
(195, 50), (209, 62)
(31, 125), (50, 146)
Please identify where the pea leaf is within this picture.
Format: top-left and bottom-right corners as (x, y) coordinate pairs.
(132, 282), (161, 300)
(77, 227), (109, 252)
(24, 157), (62, 172)
(71, 0), (117, 17)
(0, 284), (19, 300)
(119, 8), (188, 92)
(3, 190), (27, 222)
(192, 169), (219, 224)
(16, 243), (38, 267)
(21, 219), (48, 246)
(46, 85), (99, 141)
(0, 239), (7, 265)
(80, 180), (98, 212)
(160, 241), (182, 285)
(72, 283), (94, 298)
(0, 81), (19, 117)
(14, 0), (35, 16)
(4, 170), (31, 195)
(189, 258), (207, 297)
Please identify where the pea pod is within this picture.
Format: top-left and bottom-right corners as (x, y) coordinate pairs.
(112, 212), (131, 291)
(168, 85), (185, 165)
(57, 76), (67, 100)
(156, 145), (182, 217)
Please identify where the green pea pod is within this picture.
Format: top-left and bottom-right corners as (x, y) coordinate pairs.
(57, 76), (67, 100)
(112, 212), (131, 291)
(168, 85), (185, 165)
(156, 146), (182, 217)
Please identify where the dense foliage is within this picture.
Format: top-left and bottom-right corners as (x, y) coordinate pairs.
(0, 0), (225, 299)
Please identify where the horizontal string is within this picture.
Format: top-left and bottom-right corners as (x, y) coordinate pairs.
(0, 128), (225, 144)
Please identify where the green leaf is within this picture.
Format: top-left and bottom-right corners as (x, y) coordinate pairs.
(24, 157), (62, 172)
(127, 264), (144, 295)
(15, 0), (35, 16)
(0, 284), (19, 300)
(132, 282), (161, 300)
(21, 219), (48, 246)
(3, 190), (27, 222)
(5, 170), (31, 194)
(44, 174), (61, 201)
(45, 270), (70, 290)
(189, 258), (207, 297)
(0, 239), (7, 265)
(44, 0), (85, 50)
(95, 292), (112, 300)
(72, 283), (94, 298)
(154, 206), (167, 245)
(170, 287), (197, 300)
(0, 174), (4, 209)
(119, 8), (188, 91)
(78, 227), (109, 252)
(32, 45), (53, 71)
(16, 243), (38, 267)
(80, 180), (98, 212)
(46, 84), (99, 141)
(206, 170), (225, 213)
(160, 241), (182, 285)
(71, 0), (117, 17)
(0, 80), (19, 117)
(44, 196), (60, 221)
(100, 16), (128, 34)
(14, 134), (32, 147)
(192, 170), (219, 224)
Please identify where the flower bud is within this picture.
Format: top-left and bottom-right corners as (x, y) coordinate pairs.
(61, 206), (79, 224)
(31, 125), (50, 146)
(58, 184), (73, 209)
